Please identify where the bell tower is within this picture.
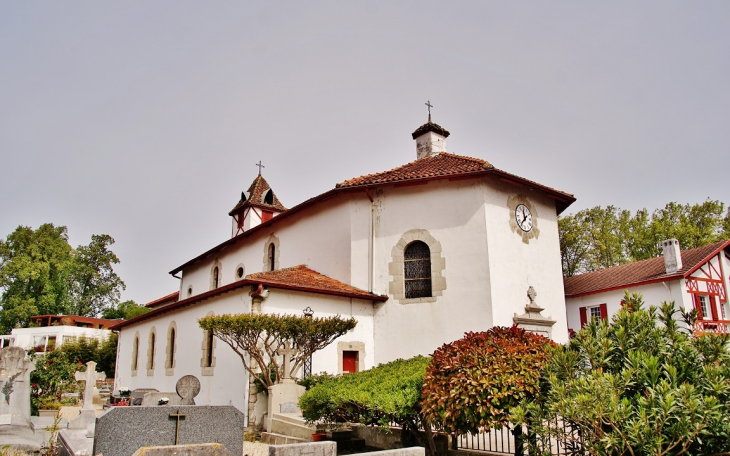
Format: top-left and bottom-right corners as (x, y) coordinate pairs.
(229, 167), (287, 237)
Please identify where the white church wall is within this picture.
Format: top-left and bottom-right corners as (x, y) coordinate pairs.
(482, 177), (569, 343)
(371, 178), (493, 364)
(260, 289), (375, 375)
(115, 289), (252, 413)
(348, 195), (373, 292)
(180, 195), (356, 302)
(565, 280), (685, 332)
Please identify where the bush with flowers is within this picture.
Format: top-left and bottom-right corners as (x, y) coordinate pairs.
(30, 349), (84, 415)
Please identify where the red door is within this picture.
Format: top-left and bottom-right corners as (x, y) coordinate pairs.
(343, 351), (358, 374)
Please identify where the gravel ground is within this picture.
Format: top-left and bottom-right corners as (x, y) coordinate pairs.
(244, 441), (270, 456)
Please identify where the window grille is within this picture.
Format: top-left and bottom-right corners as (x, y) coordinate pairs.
(404, 241), (432, 298)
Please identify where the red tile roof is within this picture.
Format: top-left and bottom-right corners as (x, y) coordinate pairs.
(229, 174), (287, 215)
(337, 153), (492, 188)
(564, 240), (730, 297)
(246, 265), (386, 301)
(110, 265), (386, 330)
(171, 153), (575, 276)
(30, 315), (120, 329)
(144, 291), (180, 308)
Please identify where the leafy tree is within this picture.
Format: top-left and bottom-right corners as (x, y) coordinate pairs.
(514, 292), (730, 456)
(61, 333), (118, 377)
(0, 224), (73, 332)
(560, 199), (730, 276)
(299, 356), (437, 456)
(0, 224), (126, 331)
(198, 313), (356, 389)
(421, 326), (554, 436)
(69, 234), (125, 317)
(101, 299), (150, 320)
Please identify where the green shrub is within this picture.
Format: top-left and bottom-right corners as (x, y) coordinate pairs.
(299, 356), (436, 454)
(30, 350), (82, 415)
(297, 372), (335, 391)
(513, 292), (730, 456)
(61, 334), (117, 378)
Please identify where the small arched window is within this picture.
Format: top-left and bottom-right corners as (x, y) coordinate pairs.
(404, 241), (432, 299)
(264, 189), (274, 204)
(168, 328), (176, 368)
(148, 332), (156, 370)
(205, 330), (214, 367)
(268, 244), (276, 271)
(132, 335), (139, 372)
(213, 267), (219, 288)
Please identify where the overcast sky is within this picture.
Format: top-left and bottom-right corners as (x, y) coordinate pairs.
(1, 1), (729, 304)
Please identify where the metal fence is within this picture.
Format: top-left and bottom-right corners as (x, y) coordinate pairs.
(455, 418), (585, 456)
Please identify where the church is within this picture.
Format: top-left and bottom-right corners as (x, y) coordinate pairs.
(110, 114), (575, 426)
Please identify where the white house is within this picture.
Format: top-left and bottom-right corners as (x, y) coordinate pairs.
(110, 116), (575, 426)
(564, 239), (730, 333)
(0, 314), (116, 353)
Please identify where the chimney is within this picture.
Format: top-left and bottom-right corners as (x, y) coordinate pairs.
(660, 239), (682, 274)
(411, 122), (450, 160)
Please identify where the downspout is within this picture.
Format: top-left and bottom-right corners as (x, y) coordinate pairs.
(365, 188), (374, 293)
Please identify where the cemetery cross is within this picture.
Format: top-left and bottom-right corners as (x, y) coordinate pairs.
(74, 361), (106, 410)
(169, 409), (187, 445)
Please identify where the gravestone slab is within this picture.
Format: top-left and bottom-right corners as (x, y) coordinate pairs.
(0, 347), (35, 426)
(279, 402), (299, 414)
(132, 442), (233, 456)
(141, 392), (183, 407)
(268, 441), (336, 456)
(93, 405), (245, 456)
(175, 375), (200, 405)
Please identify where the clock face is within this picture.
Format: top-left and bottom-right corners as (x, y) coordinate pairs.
(515, 204), (533, 232)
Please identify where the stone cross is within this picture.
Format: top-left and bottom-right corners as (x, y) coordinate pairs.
(176, 375), (201, 405)
(255, 160), (265, 175)
(75, 361), (106, 410)
(279, 341), (297, 379)
(169, 409), (186, 445)
(527, 286), (537, 304)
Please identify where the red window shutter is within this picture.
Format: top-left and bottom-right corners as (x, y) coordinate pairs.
(600, 303), (608, 321)
(579, 307), (587, 327)
(693, 294), (704, 319)
(709, 296), (719, 320)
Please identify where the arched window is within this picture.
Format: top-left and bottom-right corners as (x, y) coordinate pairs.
(147, 329), (156, 372)
(205, 330), (214, 367)
(169, 329), (175, 367)
(404, 241), (432, 299)
(213, 267), (219, 288)
(264, 189), (274, 204)
(268, 244), (276, 271)
(132, 334), (139, 373)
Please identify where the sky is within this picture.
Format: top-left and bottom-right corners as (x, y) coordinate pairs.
(1, 1), (729, 305)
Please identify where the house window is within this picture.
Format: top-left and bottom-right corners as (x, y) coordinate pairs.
(698, 295), (712, 320)
(205, 330), (214, 367)
(404, 241), (432, 299)
(236, 265), (245, 279)
(268, 244), (276, 271)
(213, 267), (219, 288)
(579, 304), (608, 327)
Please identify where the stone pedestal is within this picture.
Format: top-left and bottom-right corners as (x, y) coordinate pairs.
(513, 286), (556, 338)
(266, 380), (305, 431)
(67, 408), (96, 430)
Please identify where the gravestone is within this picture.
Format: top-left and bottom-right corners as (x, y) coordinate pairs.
(68, 361), (105, 430)
(175, 375), (200, 405)
(93, 405), (245, 456)
(267, 343), (305, 431)
(0, 347), (35, 426)
(141, 392), (183, 407)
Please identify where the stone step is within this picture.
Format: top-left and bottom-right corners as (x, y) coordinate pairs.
(270, 414), (317, 441)
(261, 432), (310, 445)
(271, 413), (315, 428)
